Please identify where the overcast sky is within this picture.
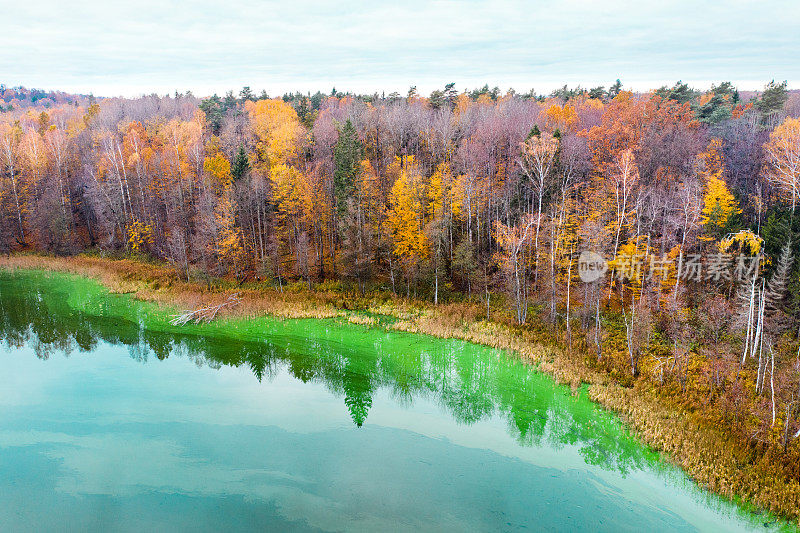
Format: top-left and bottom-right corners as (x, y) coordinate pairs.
(2, 0), (798, 97)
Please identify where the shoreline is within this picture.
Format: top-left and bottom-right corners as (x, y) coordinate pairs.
(1, 253), (798, 527)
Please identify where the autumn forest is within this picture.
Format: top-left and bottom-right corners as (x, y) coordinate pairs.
(3, 80), (800, 512)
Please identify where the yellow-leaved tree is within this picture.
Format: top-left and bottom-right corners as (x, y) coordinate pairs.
(126, 218), (153, 254)
(699, 139), (740, 240)
(203, 152), (232, 189)
(387, 156), (428, 294)
(245, 99), (305, 167)
(540, 103), (578, 133)
(270, 163), (311, 276)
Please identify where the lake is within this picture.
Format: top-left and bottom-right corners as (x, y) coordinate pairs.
(0, 271), (781, 531)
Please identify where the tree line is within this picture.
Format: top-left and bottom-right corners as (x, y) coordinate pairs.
(2, 80), (800, 459)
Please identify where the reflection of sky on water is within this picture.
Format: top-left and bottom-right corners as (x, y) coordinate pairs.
(0, 342), (768, 532)
(0, 272), (781, 531)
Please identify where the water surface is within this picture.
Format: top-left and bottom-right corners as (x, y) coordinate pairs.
(0, 271), (781, 531)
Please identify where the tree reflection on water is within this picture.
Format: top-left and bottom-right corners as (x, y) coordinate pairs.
(0, 271), (656, 474)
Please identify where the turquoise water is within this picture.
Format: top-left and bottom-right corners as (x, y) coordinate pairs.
(0, 271), (784, 531)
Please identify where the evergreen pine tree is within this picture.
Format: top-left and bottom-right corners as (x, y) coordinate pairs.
(609, 79), (623, 99)
(757, 80), (788, 117)
(333, 120), (363, 216)
(239, 86), (254, 102)
(231, 146), (250, 181)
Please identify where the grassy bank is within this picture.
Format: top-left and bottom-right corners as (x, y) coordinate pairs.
(1, 253), (798, 526)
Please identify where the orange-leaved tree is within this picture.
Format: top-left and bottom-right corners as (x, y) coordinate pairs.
(763, 117), (800, 212)
(214, 185), (248, 281)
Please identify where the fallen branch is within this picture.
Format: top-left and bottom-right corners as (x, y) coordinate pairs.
(169, 293), (241, 325)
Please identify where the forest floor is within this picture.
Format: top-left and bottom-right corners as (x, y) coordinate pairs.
(0, 252), (798, 527)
